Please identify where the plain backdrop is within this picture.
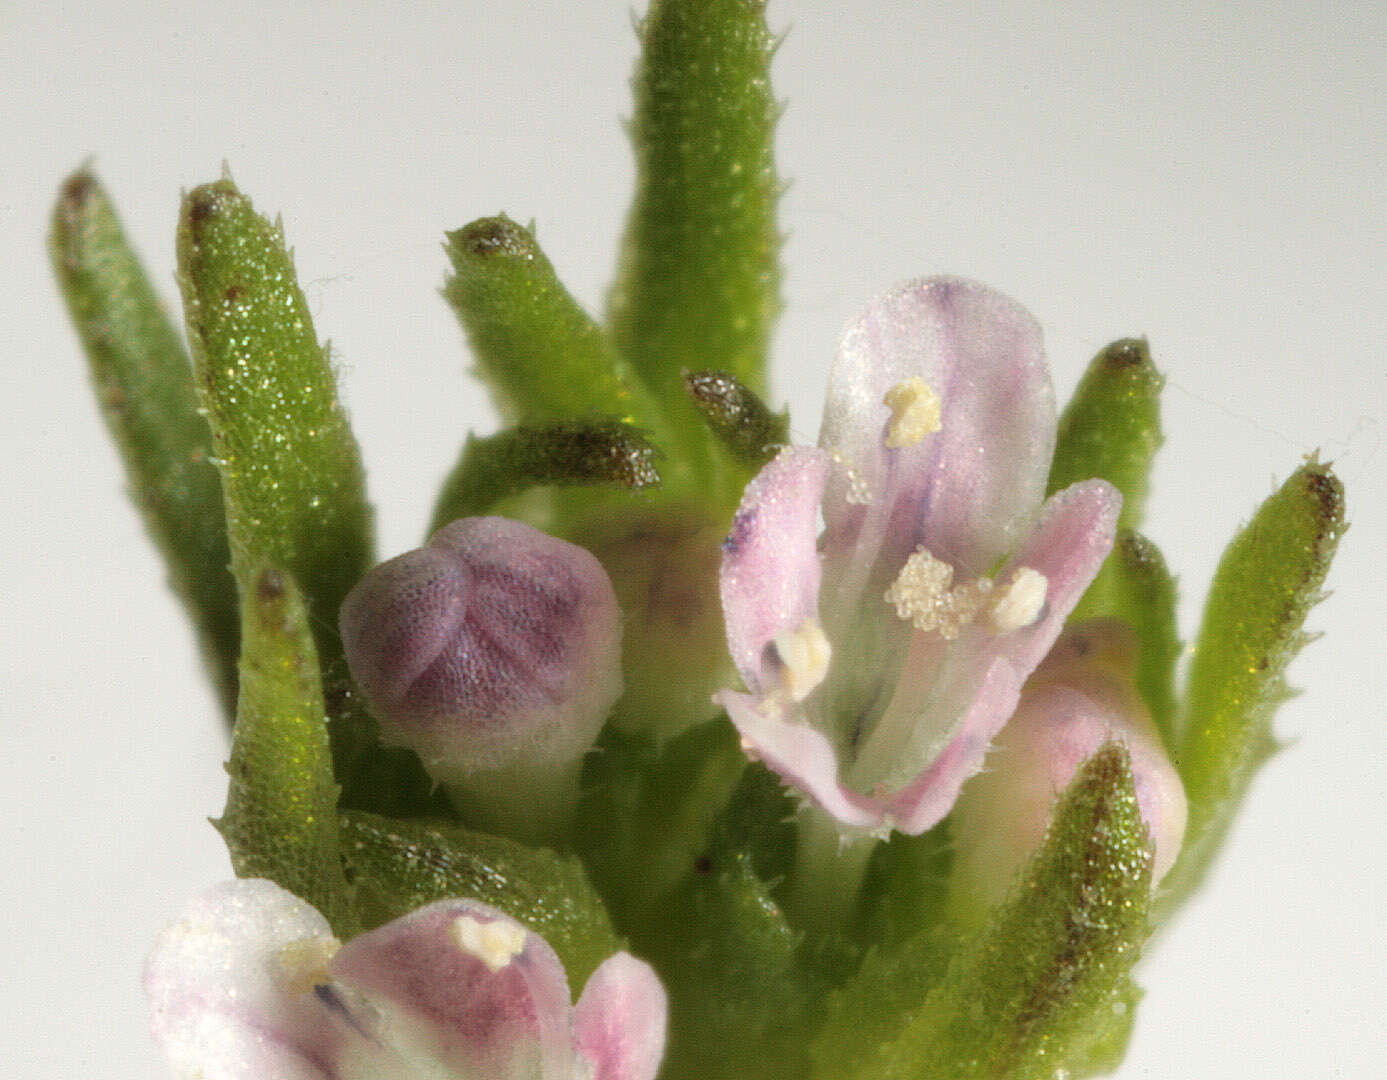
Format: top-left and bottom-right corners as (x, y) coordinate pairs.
(4, 2), (1384, 1077)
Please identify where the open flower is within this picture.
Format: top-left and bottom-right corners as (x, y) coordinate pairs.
(146, 879), (666, 1080)
(715, 278), (1120, 836)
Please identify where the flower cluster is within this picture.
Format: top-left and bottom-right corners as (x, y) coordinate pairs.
(53, 1), (1342, 1077)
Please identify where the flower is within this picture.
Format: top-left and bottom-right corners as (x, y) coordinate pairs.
(146, 879), (667, 1080)
(714, 278), (1120, 836)
(949, 620), (1188, 912)
(339, 516), (623, 840)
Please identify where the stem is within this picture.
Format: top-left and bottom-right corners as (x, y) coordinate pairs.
(785, 805), (878, 935)
(445, 756), (584, 849)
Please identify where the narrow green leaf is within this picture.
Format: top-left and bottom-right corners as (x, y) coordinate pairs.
(574, 724), (748, 929)
(50, 168), (238, 715)
(684, 369), (788, 469)
(178, 178), (374, 630)
(178, 177), (375, 770)
(645, 855), (808, 1080)
(822, 744), (1152, 1080)
(1159, 459), (1345, 915)
(428, 420), (661, 536)
(214, 564), (353, 936)
(1049, 338), (1163, 530)
(607, 0), (783, 418)
(339, 810), (620, 989)
(443, 215), (659, 427)
(855, 822), (955, 954)
(1073, 531), (1181, 747)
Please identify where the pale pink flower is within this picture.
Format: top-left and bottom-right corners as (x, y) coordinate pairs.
(146, 879), (666, 1080)
(715, 278), (1120, 836)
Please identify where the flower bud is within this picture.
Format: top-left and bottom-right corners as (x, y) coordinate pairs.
(949, 620), (1187, 918)
(340, 516), (622, 840)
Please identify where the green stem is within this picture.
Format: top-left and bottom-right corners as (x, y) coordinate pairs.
(786, 806), (878, 935)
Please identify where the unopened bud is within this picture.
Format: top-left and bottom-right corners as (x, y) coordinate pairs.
(340, 517), (622, 841)
(949, 620), (1187, 918)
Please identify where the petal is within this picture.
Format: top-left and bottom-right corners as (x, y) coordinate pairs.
(715, 689), (881, 830)
(950, 621), (1189, 904)
(145, 879), (341, 1080)
(573, 953), (668, 1080)
(884, 658), (1026, 834)
(990, 479), (1123, 678)
(720, 446), (832, 690)
(819, 278), (1056, 602)
(845, 479), (1120, 818)
(329, 899), (574, 1080)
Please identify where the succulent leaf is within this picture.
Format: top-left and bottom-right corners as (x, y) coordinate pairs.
(444, 215), (661, 430)
(339, 810), (622, 990)
(1049, 337), (1164, 530)
(1159, 459), (1345, 917)
(213, 564), (353, 936)
(607, 0), (783, 441)
(50, 168), (238, 714)
(429, 420), (661, 536)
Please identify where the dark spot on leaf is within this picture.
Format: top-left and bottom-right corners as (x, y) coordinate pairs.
(257, 567), (286, 603)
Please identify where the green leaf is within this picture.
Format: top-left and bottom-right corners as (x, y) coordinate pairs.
(855, 821), (955, 954)
(645, 854), (809, 1080)
(1049, 338), (1163, 530)
(1158, 459), (1345, 917)
(338, 810), (621, 990)
(443, 215), (660, 428)
(214, 564), (354, 936)
(819, 744), (1152, 1080)
(50, 168), (238, 715)
(684, 369), (789, 470)
(1073, 530), (1181, 747)
(178, 177), (375, 771)
(607, 0), (784, 426)
(428, 419), (661, 536)
(575, 724), (748, 929)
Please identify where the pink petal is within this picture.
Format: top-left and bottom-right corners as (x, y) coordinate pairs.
(990, 479), (1122, 678)
(329, 898), (574, 1080)
(573, 953), (668, 1080)
(951, 621), (1189, 904)
(884, 658), (1026, 834)
(715, 689), (882, 830)
(145, 879), (340, 1080)
(720, 447), (832, 690)
(845, 479), (1119, 817)
(819, 278), (1056, 618)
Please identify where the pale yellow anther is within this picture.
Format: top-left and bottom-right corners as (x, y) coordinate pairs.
(450, 915), (529, 973)
(882, 378), (942, 448)
(770, 618), (832, 702)
(988, 567), (1049, 632)
(885, 548), (992, 640)
(278, 934), (341, 996)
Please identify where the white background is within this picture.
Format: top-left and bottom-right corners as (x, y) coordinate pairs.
(4, 2), (1384, 1076)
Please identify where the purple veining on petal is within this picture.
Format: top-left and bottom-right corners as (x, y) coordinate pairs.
(715, 278), (1122, 837)
(329, 899), (573, 1080)
(719, 446), (831, 691)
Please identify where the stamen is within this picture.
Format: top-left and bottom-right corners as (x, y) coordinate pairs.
(277, 934), (341, 996)
(450, 915), (528, 973)
(882, 378), (942, 448)
(885, 547), (992, 640)
(769, 618), (832, 702)
(988, 567), (1048, 632)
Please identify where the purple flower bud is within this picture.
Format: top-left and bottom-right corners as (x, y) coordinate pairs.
(949, 620), (1188, 917)
(340, 517), (622, 838)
